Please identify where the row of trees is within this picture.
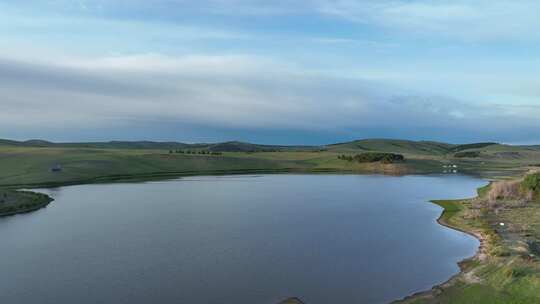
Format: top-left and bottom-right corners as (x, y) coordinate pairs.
(169, 150), (222, 155)
(454, 151), (481, 158)
(338, 152), (405, 164)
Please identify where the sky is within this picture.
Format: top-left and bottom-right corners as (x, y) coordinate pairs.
(1, 0), (540, 145)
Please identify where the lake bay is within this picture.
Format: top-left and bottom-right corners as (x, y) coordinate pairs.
(0, 174), (485, 304)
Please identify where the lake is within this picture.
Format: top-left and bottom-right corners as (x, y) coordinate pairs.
(0, 174), (485, 304)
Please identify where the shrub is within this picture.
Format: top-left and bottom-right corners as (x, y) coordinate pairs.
(338, 152), (405, 164)
(454, 151), (481, 158)
(522, 173), (540, 198)
(488, 180), (522, 203)
(503, 266), (530, 278)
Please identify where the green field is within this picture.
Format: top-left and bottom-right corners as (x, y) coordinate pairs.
(1, 139), (538, 217)
(1, 138), (538, 190)
(0, 190), (52, 216)
(396, 173), (540, 304)
(2, 138), (540, 303)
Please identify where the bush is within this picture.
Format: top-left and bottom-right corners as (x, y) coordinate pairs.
(503, 266), (531, 278)
(522, 173), (540, 196)
(488, 180), (522, 203)
(454, 151), (481, 158)
(490, 246), (511, 257)
(338, 152), (404, 164)
(486, 173), (540, 204)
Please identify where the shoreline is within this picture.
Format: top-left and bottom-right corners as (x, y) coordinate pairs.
(0, 165), (429, 190)
(0, 199), (53, 217)
(393, 195), (490, 303)
(1, 171), (494, 304)
(0, 190), (54, 217)
(0, 167), (442, 218)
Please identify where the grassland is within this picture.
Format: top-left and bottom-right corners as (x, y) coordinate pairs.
(0, 138), (538, 215)
(0, 190), (53, 216)
(396, 173), (540, 304)
(2, 138), (540, 303)
(1, 138), (538, 190)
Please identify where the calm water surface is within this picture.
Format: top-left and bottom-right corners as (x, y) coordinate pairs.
(0, 174), (485, 304)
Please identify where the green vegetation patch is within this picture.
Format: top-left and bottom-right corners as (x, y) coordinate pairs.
(398, 178), (540, 304)
(522, 172), (540, 196)
(454, 151), (481, 158)
(337, 152), (405, 164)
(431, 199), (464, 224)
(450, 142), (498, 153)
(0, 190), (52, 216)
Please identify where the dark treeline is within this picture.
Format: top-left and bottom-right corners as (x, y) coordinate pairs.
(454, 151), (481, 158)
(243, 149), (279, 153)
(338, 152), (405, 164)
(169, 150), (222, 155)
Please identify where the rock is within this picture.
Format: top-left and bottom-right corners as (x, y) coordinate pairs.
(279, 297), (305, 304)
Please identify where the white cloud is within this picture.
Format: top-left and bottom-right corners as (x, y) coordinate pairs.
(7, 1), (540, 43)
(0, 53), (534, 138)
(1, 1), (540, 142)
(316, 0), (540, 41)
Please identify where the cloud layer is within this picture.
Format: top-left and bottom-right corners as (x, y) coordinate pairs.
(1, 1), (539, 143)
(1, 53), (537, 143)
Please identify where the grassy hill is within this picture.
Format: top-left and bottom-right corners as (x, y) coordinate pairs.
(0, 138), (539, 190)
(397, 172), (540, 304)
(0, 139), (204, 150)
(1, 138), (526, 157)
(207, 141), (319, 152)
(0, 139), (319, 152)
(3, 137), (540, 304)
(327, 139), (454, 155)
(327, 139), (502, 155)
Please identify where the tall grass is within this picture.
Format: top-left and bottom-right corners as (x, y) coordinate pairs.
(488, 180), (522, 203)
(487, 171), (540, 204)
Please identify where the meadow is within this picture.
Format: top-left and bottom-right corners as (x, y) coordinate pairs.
(1, 138), (538, 190)
(2, 138), (540, 303)
(397, 172), (540, 304)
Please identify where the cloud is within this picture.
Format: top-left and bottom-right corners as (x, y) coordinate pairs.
(0, 54), (359, 130)
(316, 0), (540, 42)
(8, 1), (540, 44)
(1, 52), (537, 143)
(1, 1), (540, 143)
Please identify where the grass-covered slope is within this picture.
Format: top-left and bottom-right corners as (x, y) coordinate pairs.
(327, 139), (454, 155)
(0, 190), (52, 216)
(0, 146), (317, 187)
(207, 141), (319, 152)
(1, 138), (540, 189)
(0, 138), (320, 152)
(397, 172), (540, 304)
(4, 137), (540, 303)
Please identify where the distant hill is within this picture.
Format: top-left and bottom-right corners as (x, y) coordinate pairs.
(207, 141), (318, 152)
(449, 142), (498, 153)
(0, 138), (535, 156)
(326, 139), (455, 155)
(0, 139), (193, 150)
(0, 139), (319, 152)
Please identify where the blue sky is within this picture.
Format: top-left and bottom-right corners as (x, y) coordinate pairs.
(1, 1), (540, 144)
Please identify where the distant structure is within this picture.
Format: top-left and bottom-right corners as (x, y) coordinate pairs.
(442, 164), (459, 174)
(50, 164), (62, 172)
(442, 164), (459, 168)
